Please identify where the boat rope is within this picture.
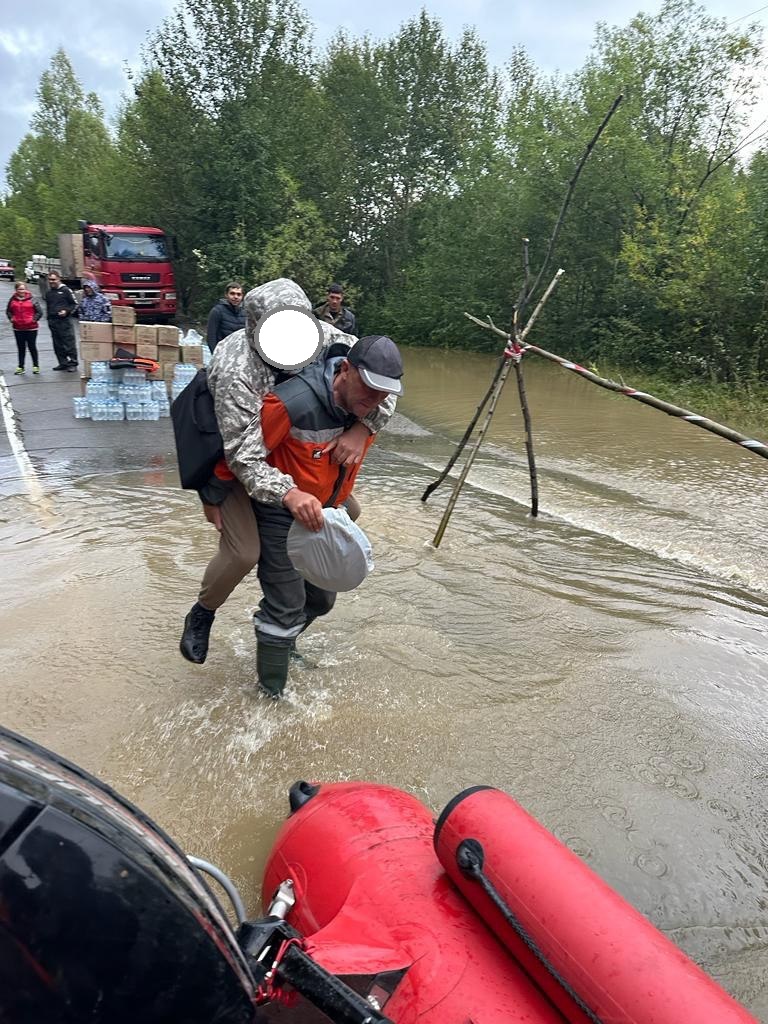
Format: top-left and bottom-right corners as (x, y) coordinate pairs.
(456, 838), (604, 1024)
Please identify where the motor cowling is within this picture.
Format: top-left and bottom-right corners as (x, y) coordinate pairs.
(0, 727), (259, 1024)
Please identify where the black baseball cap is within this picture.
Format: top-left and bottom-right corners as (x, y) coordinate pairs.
(348, 335), (404, 396)
(328, 283), (344, 294)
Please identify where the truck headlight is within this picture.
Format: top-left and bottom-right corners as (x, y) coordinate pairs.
(104, 292), (120, 300)
(164, 292), (176, 301)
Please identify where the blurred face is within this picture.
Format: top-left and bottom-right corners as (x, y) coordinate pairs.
(15, 283), (27, 295)
(334, 361), (388, 419)
(83, 285), (93, 295)
(227, 286), (243, 306)
(48, 273), (60, 286)
(327, 290), (342, 312)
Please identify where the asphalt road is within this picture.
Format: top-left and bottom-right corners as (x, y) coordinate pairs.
(0, 281), (178, 495)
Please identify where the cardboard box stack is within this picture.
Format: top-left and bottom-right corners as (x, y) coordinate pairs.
(76, 311), (206, 423)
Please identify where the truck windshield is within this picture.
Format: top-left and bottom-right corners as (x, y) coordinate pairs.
(104, 233), (168, 261)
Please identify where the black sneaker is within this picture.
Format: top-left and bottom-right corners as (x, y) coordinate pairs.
(66, 366), (78, 373)
(180, 603), (215, 664)
(52, 365), (67, 371)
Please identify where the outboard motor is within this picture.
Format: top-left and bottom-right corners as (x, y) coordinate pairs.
(0, 727), (391, 1024)
(0, 726), (258, 1023)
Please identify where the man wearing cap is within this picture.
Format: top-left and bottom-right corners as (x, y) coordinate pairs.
(313, 283), (357, 336)
(179, 279), (395, 667)
(254, 334), (404, 698)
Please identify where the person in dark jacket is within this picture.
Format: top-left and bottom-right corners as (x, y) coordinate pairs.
(254, 335), (404, 697)
(6, 281), (43, 375)
(77, 280), (112, 322)
(205, 282), (245, 352)
(44, 270), (79, 371)
(313, 283), (357, 336)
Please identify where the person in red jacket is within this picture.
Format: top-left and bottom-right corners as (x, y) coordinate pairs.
(6, 281), (43, 375)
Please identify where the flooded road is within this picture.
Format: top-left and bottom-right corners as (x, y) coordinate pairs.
(1, 334), (767, 1017)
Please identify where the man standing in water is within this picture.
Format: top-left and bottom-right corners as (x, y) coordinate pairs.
(179, 279), (395, 666)
(254, 334), (404, 697)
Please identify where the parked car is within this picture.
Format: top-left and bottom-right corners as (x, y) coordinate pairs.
(0, 259), (15, 281)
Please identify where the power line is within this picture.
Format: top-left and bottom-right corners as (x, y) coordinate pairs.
(728, 5), (768, 26)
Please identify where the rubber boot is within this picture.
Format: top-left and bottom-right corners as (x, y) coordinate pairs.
(290, 610), (317, 667)
(180, 602), (215, 664)
(257, 642), (291, 698)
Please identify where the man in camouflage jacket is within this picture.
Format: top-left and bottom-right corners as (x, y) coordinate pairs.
(179, 278), (395, 666)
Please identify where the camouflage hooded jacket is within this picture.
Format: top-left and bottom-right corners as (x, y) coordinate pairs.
(206, 278), (396, 506)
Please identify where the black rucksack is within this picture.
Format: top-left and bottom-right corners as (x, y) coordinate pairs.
(170, 367), (224, 490)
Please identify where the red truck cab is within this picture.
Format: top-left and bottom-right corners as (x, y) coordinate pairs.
(78, 224), (177, 321)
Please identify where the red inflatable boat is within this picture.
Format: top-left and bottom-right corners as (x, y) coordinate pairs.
(0, 723), (757, 1023)
(262, 780), (758, 1023)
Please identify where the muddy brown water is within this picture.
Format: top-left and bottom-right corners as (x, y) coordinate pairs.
(1, 345), (767, 1017)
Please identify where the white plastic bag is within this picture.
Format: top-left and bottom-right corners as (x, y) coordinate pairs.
(287, 507), (374, 592)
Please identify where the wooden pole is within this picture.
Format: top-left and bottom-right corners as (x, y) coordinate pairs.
(514, 358), (538, 516)
(422, 271), (564, 506)
(523, 341), (768, 460)
(430, 271), (563, 547)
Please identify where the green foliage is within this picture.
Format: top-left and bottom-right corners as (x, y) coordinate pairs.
(2, 0), (768, 390)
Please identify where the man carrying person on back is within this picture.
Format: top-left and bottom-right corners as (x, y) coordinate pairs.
(254, 333), (404, 697)
(179, 279), (396, 667)
(206, 282), (245, 352)
(45, 271), (78, 371)
(313, 283), (357, 336)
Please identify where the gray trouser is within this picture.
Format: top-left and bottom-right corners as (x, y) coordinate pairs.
(198, 483), (360, 612)
(49, 318), (78, 366)
(198, 480), (261, 610)
(253, 503), (336, 647)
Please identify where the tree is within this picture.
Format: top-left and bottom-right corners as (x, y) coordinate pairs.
(0, 50), (117, 261)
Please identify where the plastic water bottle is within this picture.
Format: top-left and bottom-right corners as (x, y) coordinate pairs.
(106, 398), (124, 421)
(90, 361), (111, 380)
(72, 397), (90, 419)
(86, 380), (108, 401)
(126, 404), (142, 421)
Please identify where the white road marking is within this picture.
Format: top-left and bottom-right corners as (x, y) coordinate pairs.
(0, 372), (44, 497)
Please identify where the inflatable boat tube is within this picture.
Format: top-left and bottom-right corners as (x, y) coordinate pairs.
(434, 785), (757, 1024)
(264, 780), (758, 1023)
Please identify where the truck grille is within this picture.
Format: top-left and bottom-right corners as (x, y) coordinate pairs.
(123, 289), (162, 306)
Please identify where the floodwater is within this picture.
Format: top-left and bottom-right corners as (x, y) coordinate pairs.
(1, 345), (767, 1018)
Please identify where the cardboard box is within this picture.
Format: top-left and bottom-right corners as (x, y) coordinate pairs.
(80, 341), (114, 364)
(162, 362), (178, 382)
(180, 344), (204, 366)
(112, 306), (136, 326)
(80, 321), (114, 345)
(158, 344), (179, 365)
(156, 324), (181, 346)
(136, 342), (159, 360)
(58, 233), (84, 279)
(113, 324), (136, 346)
(135, 325), (158, 346)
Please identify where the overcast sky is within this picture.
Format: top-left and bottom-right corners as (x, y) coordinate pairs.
(2, 0), (767, 190)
